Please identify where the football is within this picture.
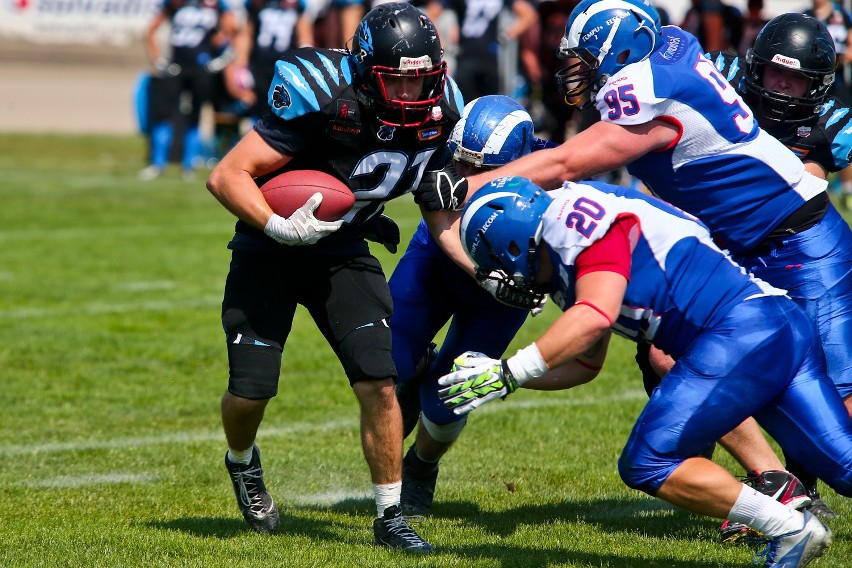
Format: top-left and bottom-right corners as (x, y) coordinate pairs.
(259, 170), (355, 221)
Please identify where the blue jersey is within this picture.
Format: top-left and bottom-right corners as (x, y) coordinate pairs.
(593, 26), (828, 255)
(708, 50), (852, 173)
(542, 181), (786, 359)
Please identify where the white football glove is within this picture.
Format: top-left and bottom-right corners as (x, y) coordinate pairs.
(264, 192), (343, 246)
(438, 351), (519, 415)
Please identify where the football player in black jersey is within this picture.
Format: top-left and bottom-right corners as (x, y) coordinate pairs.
(641, 12), (851, 533)
(206, 2), (467, 552)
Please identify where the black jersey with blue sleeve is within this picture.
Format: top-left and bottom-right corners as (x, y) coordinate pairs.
(229, 47), (464, 253)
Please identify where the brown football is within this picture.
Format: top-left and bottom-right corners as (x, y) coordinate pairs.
(259, 170), (355, 221)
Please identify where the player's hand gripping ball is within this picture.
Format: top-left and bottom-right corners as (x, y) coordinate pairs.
(260, 170), (355, 221)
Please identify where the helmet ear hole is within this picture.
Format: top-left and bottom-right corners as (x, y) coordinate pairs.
(617, 49), (631, 65)
(508, 241), (522, 257)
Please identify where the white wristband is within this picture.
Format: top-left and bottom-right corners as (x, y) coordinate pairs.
(505, 343), (549, 386)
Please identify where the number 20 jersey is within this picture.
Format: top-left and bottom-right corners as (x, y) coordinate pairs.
(592, 26), (828, 255)
(543, 181), (786, 359)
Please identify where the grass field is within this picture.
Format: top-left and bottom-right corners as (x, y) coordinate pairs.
(0, 133), (850, 567)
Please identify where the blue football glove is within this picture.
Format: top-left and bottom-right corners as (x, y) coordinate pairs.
(438, 351), (519, 415)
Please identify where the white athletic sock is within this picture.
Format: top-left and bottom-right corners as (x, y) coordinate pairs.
(374, 481), (402, 517)
(728, 485), (806, 537)
(227, 446), (254, 465)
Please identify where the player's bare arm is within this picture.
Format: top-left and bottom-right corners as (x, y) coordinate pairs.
(804, 160), (828, 180)
(422, 209), (475, 277)
(206, 130), (292, 231)
(533, 269), (623, 370)
(463, 120), (680, 198)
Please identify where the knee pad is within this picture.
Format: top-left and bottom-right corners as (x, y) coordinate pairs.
(225, 334), (282, 400)
(340, 322), (396, 384)
(421, 413), (467, 443)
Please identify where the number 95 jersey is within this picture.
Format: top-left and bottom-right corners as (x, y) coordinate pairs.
(593, 26), (827, 255)
(253, 47), (463, 233)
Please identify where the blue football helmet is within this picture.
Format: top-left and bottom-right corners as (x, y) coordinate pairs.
(460, 176), (553, 308)
(448, 95), (534, 168)
(556, 0), (661, 109)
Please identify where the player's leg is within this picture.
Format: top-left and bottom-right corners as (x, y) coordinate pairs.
(182, 69), (217, 177)
(220, 250), (299, 534)
(388, 229), (456, 437)
(140, 74), (180, 179)
(639, 341), (805, 541)
(753, 313), (852, 497)
(308, 252), (432, 552)
(402, 269), (530, 515)
(620, 298), (833, 565)
(740, 208), (852, 515)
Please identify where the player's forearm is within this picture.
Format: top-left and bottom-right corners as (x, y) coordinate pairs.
(207, 168), (274, 231)
(424, 209), (475, 277)
(467, 147), (576, 195)
(535, 304), (612, 370)
(522, 359), (599, 391)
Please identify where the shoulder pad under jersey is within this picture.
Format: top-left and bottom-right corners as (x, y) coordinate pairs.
(268, 48), (355, 121)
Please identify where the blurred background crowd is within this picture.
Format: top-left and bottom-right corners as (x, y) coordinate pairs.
(2, 0), (852, 193)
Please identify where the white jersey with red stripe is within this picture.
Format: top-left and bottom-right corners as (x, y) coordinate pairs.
(592, 26), (827, 255)
(542, 180), (786, 359)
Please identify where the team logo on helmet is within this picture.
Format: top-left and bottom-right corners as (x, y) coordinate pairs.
(355, 21), (374, 63)
(272, 84), (291, 109)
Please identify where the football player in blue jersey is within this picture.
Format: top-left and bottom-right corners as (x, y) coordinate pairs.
(417, 0), (852, 520)
(438, 176), (852, 568)
(389, 95), (555, 515)
(206, 2), (467, 552)
(647, 12), (850, 526)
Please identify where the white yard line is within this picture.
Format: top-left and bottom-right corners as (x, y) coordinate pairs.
(0, 224), (227, 243)
(0, 297), (221, 320)
(1, 392), (647, 458)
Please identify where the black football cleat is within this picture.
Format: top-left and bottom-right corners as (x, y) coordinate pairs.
(225, 445), (280, 534)
(373, 505), (433, 553)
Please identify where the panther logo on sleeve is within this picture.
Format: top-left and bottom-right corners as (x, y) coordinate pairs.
(272, 85), (292, 109)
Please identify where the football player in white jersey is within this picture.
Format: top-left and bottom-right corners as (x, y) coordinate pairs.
(416, 0), (852, 522)
(439, 176), (852, 568)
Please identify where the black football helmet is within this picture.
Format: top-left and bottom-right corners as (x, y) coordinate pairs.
(350, 2), (446, 127)
(743, 13), (836, 124)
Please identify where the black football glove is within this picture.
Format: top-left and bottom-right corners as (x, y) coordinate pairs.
(414, 164), (468, 211)
(362, 214), (400, 254)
